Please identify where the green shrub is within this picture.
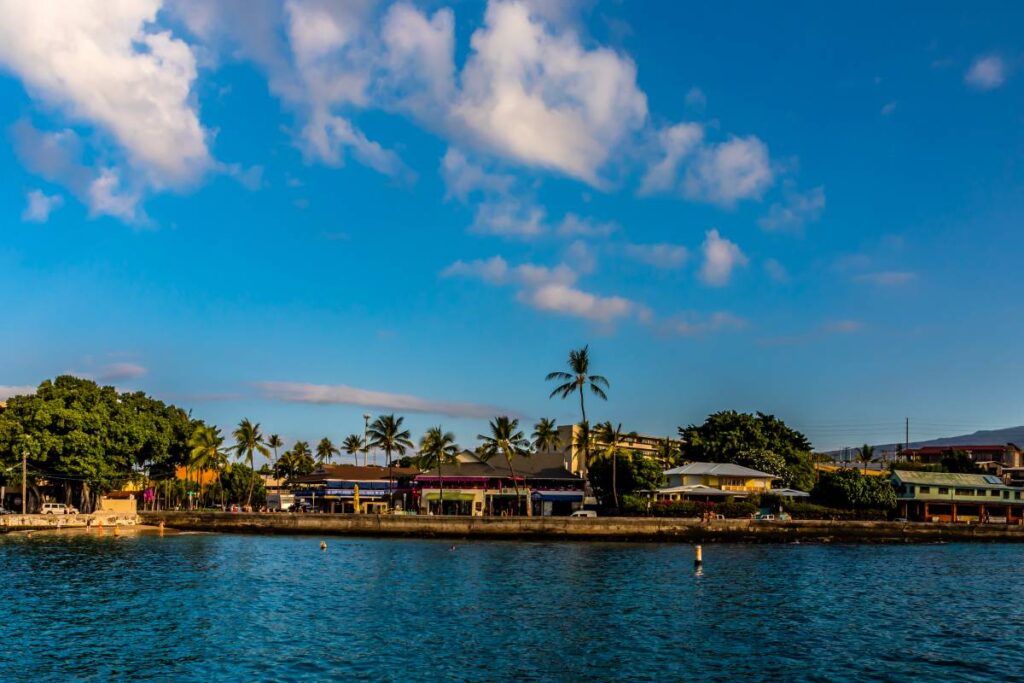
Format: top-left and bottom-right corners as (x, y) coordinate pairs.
(783, 501), (889, 520)
(715, 501), (758, 518)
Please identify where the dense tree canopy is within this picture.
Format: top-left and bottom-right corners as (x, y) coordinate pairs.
(679, 411), (817, 491)
(811, 469), (896, 510)
(588, 451), (664, 509)
(0, 376), (201, 508)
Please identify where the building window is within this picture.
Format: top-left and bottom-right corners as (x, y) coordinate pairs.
(955, 489), (973, 496)
(1004, 491), (1010, 499)
(1017, 492), (1022, 500)
(938, 488), (949, 494)
(919, 486), (930, 494)
(992, 490), (1001, 497)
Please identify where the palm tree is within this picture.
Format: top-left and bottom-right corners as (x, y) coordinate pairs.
(478, 416), (531, 516)
(593, 422), (637, 512)
(857, 443), (875, 474)
(418, 426), (459, 515)
(369, 415), (415, 509)
(316, 437), (339, 465)
(654, 437), (681, 467)
(188, 425), (227, 509)
(546, 345), (609, 476)
(233, 418), (270, 509)
(267, 434), (284, 462)
(342, 434), (364, 465)
(531, 417), (561, 453)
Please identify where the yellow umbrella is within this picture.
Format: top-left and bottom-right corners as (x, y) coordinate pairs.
(353, 484), (360, 514)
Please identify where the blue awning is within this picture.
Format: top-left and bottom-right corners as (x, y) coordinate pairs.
(532, 491), (584, 502)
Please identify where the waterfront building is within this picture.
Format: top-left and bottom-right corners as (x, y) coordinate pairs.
(651, 462), (779, 502)
(551, 424), (684, 473)
(900, 444), (1023, 468)
(891, 470), (1024, 523)
(415, 451), (585, 516)
(291, 464), (419, 513)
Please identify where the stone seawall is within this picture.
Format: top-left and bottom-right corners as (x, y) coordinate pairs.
(140, 512), (1024, 543)
(1, 512), (139, 531)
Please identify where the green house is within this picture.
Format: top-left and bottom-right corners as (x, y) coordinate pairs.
(892, 470), (1024, 523)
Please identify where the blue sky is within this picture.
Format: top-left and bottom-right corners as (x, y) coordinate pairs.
(1, 1), (1022, 459)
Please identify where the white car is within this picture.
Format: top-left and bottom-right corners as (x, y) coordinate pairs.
(41, 503), (78, 515)
(570, 510), (597, 518)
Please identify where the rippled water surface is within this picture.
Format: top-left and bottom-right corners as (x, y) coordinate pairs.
(2, 533), (1023, 681)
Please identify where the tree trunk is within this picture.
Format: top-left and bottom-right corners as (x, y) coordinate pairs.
(578, 386), (588, 479)
(245, 452), (255, 509)
(505, 451), (525, 516)
(612, 450), (619, 512)
(438, 458), (444, 516)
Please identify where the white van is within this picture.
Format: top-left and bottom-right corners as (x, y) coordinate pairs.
(41, 503), (78, 515)
(570, 510), (597, 518)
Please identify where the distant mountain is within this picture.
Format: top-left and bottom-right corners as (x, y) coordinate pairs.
(826, 426), (1024, 457)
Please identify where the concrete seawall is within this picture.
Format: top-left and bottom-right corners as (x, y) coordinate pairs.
(140, 512), (1024, 543)
(1, 512), (139, 531)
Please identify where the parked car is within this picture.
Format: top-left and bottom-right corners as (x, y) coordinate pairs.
(570, 510), (597, 518)
(41, 503), (78, 515)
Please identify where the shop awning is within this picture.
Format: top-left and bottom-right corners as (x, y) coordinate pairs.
(423, 492), (477, 502)
(531, 491), (584, 501)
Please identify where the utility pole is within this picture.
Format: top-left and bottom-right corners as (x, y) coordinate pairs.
(21, 449), (27, 515)
(363, 413), (371, 467)
(905, 417), (910, 454)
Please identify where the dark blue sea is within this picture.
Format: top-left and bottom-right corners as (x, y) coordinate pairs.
(1, 532), (1022, 682)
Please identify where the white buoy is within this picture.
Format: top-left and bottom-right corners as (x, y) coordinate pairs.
(320, 541), (327, 551)
(694, 544), (703, 569)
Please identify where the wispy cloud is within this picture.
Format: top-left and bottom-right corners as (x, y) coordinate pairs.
(518, 284), (640, 324)
(759, 319), (865, 346)
(698, 229), (748, 286)
(557, 213), (618, 238)
(96, 362), (148, 383)
(764, 258), (790, 283)
(965, 54), (1007, 90)
(22, 189), (63, 223)
(758, 184), (825, 233)
(0, 385), (35, 401)
(623, 242), (689, 269)
(255, 381), (516, 419)
(854, 271), (916, 286)
(662, 311), (747, 337)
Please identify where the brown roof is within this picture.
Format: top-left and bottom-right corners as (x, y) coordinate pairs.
(290, 464), (420, 484)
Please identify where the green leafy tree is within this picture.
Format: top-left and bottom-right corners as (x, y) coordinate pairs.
(342, 434), (364, 465)
(593, 422), (637, 511)
(418, 426), (459, 513)
(220, 462), (268, 507)
(316, 437), (339, 465)
(589, 451), (665, 511)
(654, 437), (682, 467)
(531, 417), (561, 453)
(941, 449), (979, 473)
(188, 425), (229, 509)
(812, 469), (896, 511)
(232, 418), (269, 508)
(368, 415), (415, 466)
(273, 447), (315, 483)
(478, 416), (531, 515)
(546, 346), (609, 476)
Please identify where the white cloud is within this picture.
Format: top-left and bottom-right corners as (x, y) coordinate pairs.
(300, 111), (410, 179)
(758, 185), (825, 232)
(639, 122), (704, 195)
(822, 320), (863, 334)
(854, 271), (916, 286)
(21, 190), (64, 223)
(440, 148), (515, 201)
(684, 135), (773, 206)
(88, 169), (143, 223)
(965, 55), (1006, 90)
(880, 101), (897, 116)
(664, 311), (746, 337)
(563, 240), (597, 274)
(381, 3), (456, 114)
(442, 255), (575, 288)
(97, 362), (148, 382)
(685, 86), (707, 110)
(0, 0), (211, 188)
(454, 0), (648, 186)
(0, 385), (35, 401)
(763, 258), (790, 283)
(623, 242), (689, 270)
(471, 198), (547, 238)
(557, 213), (618, 238)
(698, 229), (748, 286)
(256, 380), (515, 419)
(519, 283), (636, 324)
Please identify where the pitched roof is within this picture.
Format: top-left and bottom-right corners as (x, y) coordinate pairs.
(664, 462), (777, 479)
(290, 464), (419, 484)
(891, 470), (1014, 488)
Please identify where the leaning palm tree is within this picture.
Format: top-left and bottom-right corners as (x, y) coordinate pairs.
(369, 415), (415, 509)
(342, 434), (364, 465)
(418, 426), (459, 514)
(546, 346), (608, 477)
(267, 434), (284, 462)
(531, 417), (561, 453)
(316, 437), (339, 465)
(857, 443), (875, 474)
(233, 418), (270, 509)
(478, 416), (531, 516)
(188, 425), (227, 509)
(593, 422), (638, 512)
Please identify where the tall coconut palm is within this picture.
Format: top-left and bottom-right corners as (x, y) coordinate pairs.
(857, 443), (875, 474)
(267, 434), (284, 462)
(594, 422), (638, 512)
(233, 418), (270, 509)
(654, 437), (681, 467)
(316, 437), (339, 465)
(342, 434), (364, 465)
(478, 416), (531, 516)
(418, 426), (459, 515)
(531, 417), (561, 453)
(188, 425), (227, 509)
(369, 415), (415, 508)
(546, 345), (609, 477)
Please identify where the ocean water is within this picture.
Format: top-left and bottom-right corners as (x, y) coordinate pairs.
(1, 533), (1022, 682)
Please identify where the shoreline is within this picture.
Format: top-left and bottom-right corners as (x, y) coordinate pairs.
(139, 511), (1024, 543)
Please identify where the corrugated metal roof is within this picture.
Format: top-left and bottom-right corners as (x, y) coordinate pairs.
(664, 462), (776, 479)
(892, 470), (1015, 488)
